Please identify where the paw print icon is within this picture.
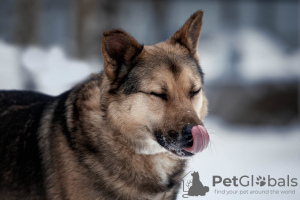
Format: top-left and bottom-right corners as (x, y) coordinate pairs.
(256, 176), (266, 186)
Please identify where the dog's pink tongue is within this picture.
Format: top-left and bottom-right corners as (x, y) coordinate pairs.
(184, 125), (209, 154)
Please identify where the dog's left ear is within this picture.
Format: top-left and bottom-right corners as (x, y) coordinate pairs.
(170, 10), (203, 54)
(102, 29), (143, 81)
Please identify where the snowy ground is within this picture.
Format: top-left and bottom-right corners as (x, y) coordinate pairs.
(178, 116), (300, 200)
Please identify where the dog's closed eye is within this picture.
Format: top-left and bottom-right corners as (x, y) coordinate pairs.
(190, 88), (201, 98)
(139, 91), (168, 101)
(150, 92), (168, 101)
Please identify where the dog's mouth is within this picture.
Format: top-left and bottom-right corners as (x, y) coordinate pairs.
(169, 149), (194, 157)
(155, 125), (209, 157)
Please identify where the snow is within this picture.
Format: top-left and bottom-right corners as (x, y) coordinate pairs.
(199, 28), (300, 83)
(0, 40), (23, 90)
(235, 28), (299, 81)
(198, 34), (230, 82)
(0, 43), (93, 95)
(178, 116), (300, 200)
(22, 46), (92, 95)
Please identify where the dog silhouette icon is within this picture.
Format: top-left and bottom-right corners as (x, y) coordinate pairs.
(188, 171), (209, 196)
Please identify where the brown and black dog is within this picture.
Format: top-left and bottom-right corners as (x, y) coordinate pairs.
(0, 10), (209, 200)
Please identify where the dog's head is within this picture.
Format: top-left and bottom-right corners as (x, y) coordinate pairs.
(101, 10), (209, 158)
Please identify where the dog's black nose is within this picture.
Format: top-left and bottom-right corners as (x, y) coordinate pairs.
(182, 124), (193, 141)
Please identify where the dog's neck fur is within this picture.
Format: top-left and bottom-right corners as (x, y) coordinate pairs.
(42, 74), (186, 199)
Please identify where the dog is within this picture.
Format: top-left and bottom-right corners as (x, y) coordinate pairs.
(0, 10), (209, 200)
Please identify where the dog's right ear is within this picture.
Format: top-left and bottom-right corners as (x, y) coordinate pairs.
(170, 10), (203, 55)
(102, 29), (143, 81)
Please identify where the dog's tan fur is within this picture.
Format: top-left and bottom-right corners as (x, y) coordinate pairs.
(0, 10), (208, 199)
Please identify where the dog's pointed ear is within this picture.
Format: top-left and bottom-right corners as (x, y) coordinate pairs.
(102, 29), (143, 81)
(170, 10), (203, 54)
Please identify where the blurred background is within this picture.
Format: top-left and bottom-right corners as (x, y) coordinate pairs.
(0, 0), (299, 199)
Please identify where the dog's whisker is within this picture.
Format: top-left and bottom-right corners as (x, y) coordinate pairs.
(205, 127), (224, 138)
(208, 140), (218, 155)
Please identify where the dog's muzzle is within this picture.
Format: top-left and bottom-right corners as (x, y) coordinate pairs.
(155, 124), (209, 157)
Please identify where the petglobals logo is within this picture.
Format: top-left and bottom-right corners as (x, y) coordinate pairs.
(213, 175), (298, 187)
(181, 173), (298, 198)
